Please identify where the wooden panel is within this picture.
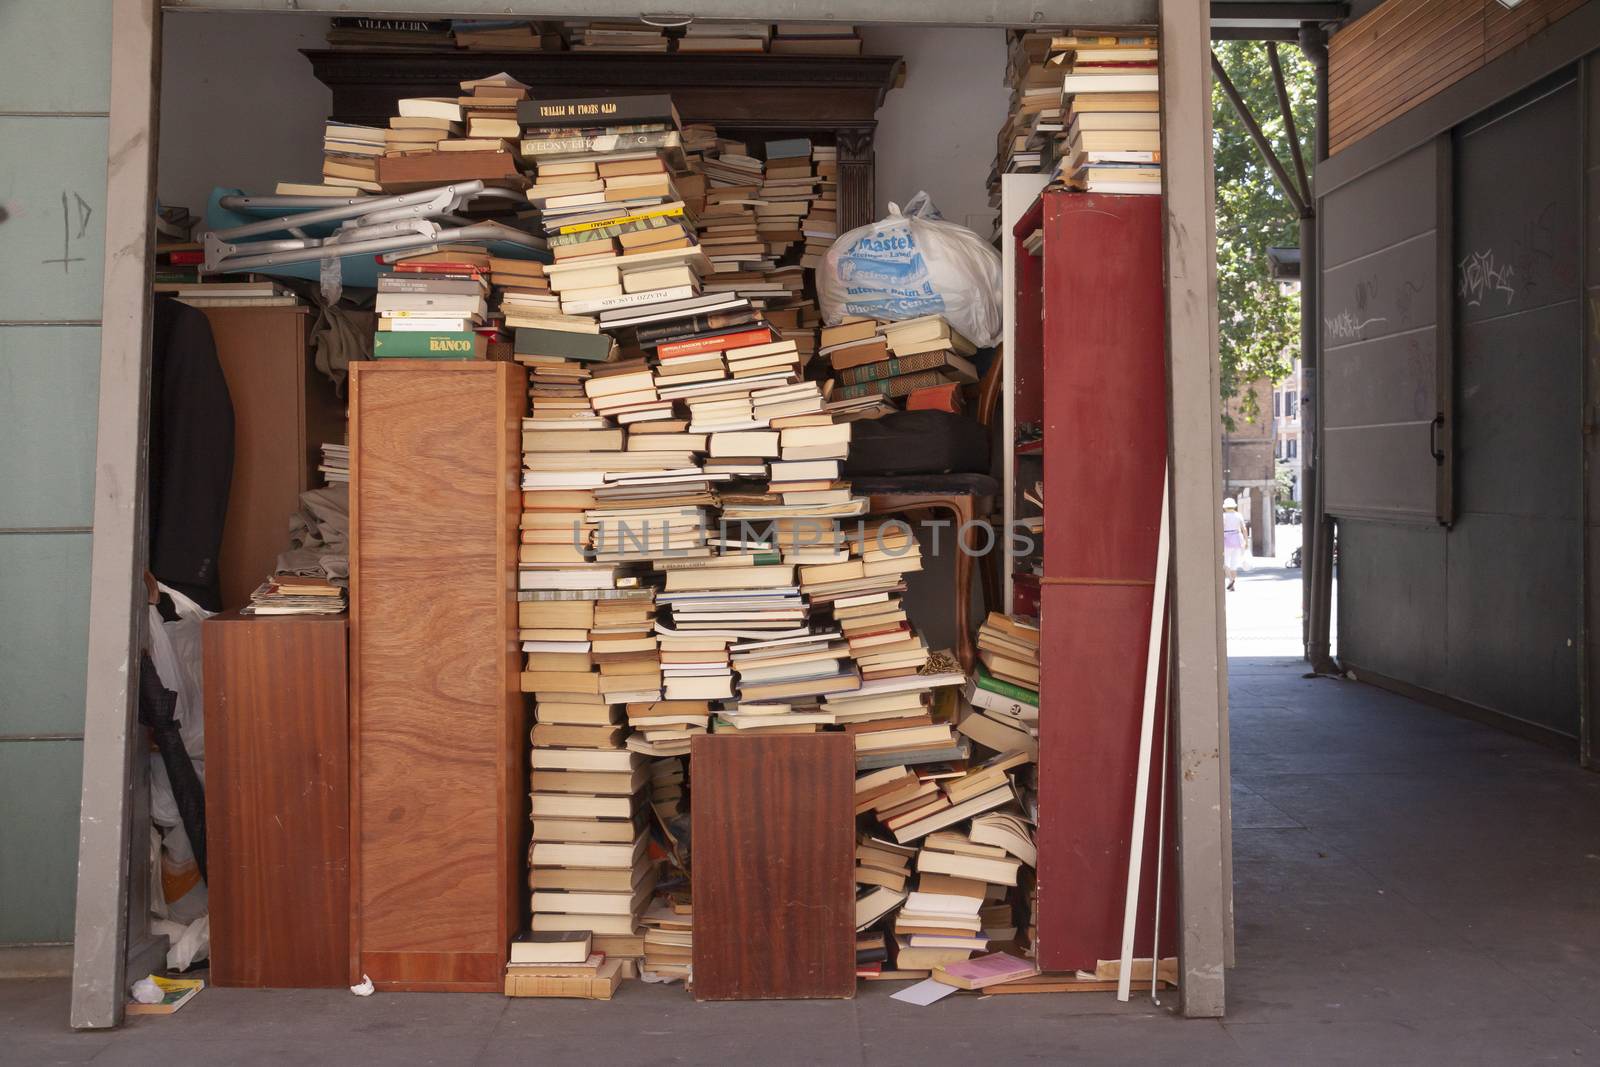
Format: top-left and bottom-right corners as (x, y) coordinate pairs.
(1330, 0), (1587, 155)
(1032, 190), (1175, 973)
(202, 612), (349, 988)
(690, 733), (854, 1000)
(1039, 193), (1166, 581)
(348, 361), (525, 992)
(1036, 584), (1175, 972)
(203, 306), (344, 611)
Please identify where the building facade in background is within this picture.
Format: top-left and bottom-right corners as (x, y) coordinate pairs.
(1222, 377), (1276, 557)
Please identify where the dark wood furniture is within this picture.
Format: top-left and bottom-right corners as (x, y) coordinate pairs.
(1014, 191), (1176, 972)
(347, 361), (526, 992)
(302, 50), (903, 232)
(202, 610), (349, 988)
(858, 353), (1004, 672)
(690, 733), (855, 1000)
(200, 305), (344, 611)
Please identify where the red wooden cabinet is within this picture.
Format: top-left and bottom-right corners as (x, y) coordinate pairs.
(1012, 191), (1176, 972)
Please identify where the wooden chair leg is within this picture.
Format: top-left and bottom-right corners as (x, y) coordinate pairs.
(950, 499), (976, 674)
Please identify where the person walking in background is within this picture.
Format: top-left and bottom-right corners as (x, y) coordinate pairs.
(1222, 497), (1249, 591)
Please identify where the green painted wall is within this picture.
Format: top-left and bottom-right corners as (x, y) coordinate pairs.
(0, 0), (112, 947)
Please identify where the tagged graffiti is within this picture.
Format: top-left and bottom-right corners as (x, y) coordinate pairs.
(1457, 249), (1516, 308)
(1324, 308), (1388, 341)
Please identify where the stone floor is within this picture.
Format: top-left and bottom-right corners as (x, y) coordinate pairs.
(6, 562), (1599, 1063)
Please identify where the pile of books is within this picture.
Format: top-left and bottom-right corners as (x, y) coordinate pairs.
(451, 20), (556, 51)
(522, 581), (658, 964)
(819, 314), (980, 410)
(239, 574), (346, 616)
(321, 120), (386, 193)
(375, 73), (534, 193)
(770, 22), (864, 56)
(1050, 34), (1161, 194)
(674, 21), (770, 54)
(318, 442), (349, 486)
(566, 20), (669, 53)
(957, 614), (1041, 759)
(852, 744), (1037, 976)
(371, 250), (501, 360)
(988, 28), (1068, 207)
(160, 280), (300, 309)
(988, 29), (1162, 205)
(504, 930), (626, 999)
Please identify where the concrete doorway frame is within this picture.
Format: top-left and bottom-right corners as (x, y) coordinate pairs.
(70, 0), (1230, 1027)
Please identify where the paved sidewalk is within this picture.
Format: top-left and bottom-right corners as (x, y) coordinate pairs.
(7, 539), (1598, 1064)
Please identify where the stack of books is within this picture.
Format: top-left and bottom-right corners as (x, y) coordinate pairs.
(770, 22), (865, 56)
(967, 612), (1041, 722)
(159, 280), (300, 309)
(960, 612), (1041, 759)
(321, 121), (386, 193)
(852, 747), (1035, 973)
(819, 314), (980, 407)
(318, 442), (349, 485)
(800, 144), (840, 271)
(376, 74), (534, 193)
(674, 21), (770, 53)
(519, 94), (704, 300)
(566, 20), (669, 52)
(987, 28), (1068, 207)
(452, 20), (556, 51)
(639, 900), (693, 979)
(1050, 34), (1162, 194)
(522, 578), (658, 956)
(240, 574), (346, 616)
(371, 250), (498, 360)
(504, 931), (625, 999)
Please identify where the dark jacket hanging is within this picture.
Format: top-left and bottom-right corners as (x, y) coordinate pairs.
(148, 296), (235, 612)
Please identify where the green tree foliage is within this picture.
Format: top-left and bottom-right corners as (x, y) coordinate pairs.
(1213, 42), (1316, 426)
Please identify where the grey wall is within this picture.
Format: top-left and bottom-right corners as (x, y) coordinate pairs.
(155, 16), (1008, 236)
(859, 26), (1010, 235)
(158, 12), (330, 214)
(0, 0), (113, 954)
(1334, 72), (1584, 739)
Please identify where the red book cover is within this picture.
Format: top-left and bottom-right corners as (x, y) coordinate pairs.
(656, 326), (775, 361)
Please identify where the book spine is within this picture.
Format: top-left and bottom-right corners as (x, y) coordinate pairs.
(656, 327), (772, 360)
(965, 680), (1038, 719)
(372, 331), (484, 359)
(635, 310), (758, 344)
(517, 95), (675, 127)
(833, 370), (950, 400)
(838, 352), (949, 387)
(558, 205), (684, 237)
(521, 130), (681, 156)
(973, 668), (1040, 705)
(513, 327), (613, 361)
(551, 214), (681, 248)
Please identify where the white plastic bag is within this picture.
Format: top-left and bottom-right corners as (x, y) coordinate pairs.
(818, 192), (1003, 347)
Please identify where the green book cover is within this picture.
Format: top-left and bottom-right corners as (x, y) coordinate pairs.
(372, 331), (485, 359)
(974, 665), (1040, 705)
(513, 326), (614, 363)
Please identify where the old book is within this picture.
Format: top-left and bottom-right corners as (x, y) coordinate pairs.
(518, 94), (681, 128)
(510, 930), (590, 964)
